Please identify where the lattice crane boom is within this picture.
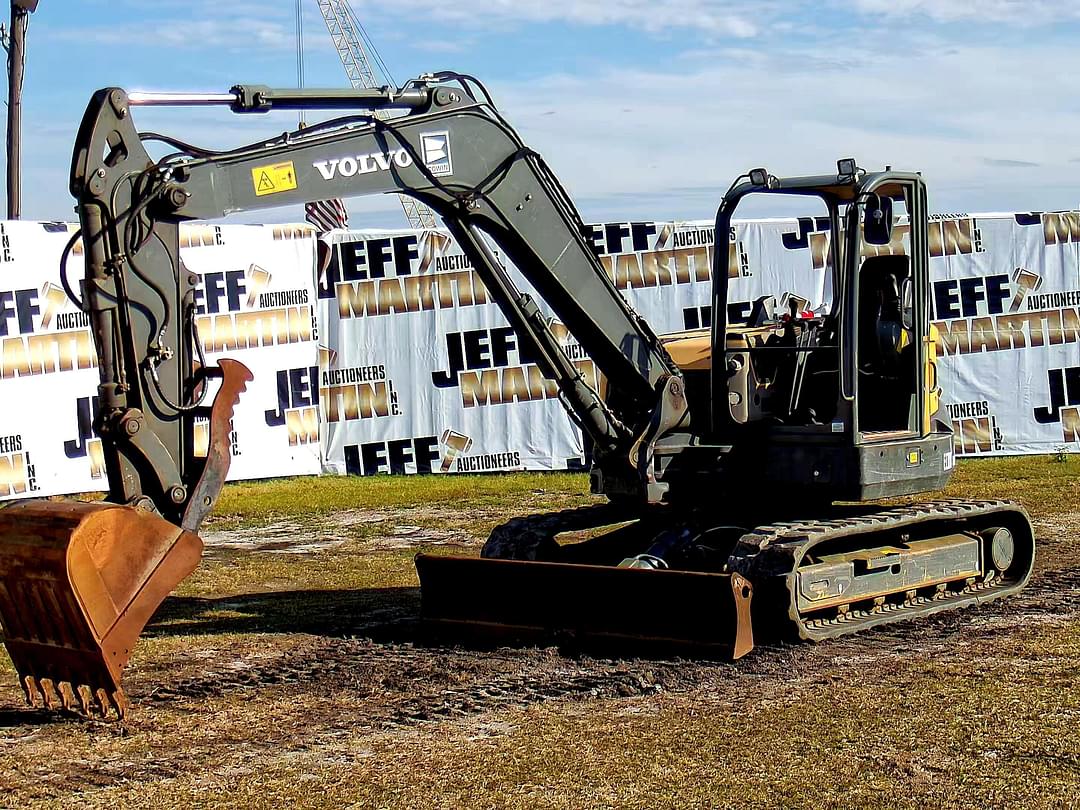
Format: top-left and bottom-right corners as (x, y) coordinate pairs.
(314, 0), (438, 229)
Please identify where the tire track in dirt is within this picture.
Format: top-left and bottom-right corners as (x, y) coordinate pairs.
(3, 510), (1075, 807)
(1018, 566), (1080, 609)
(138, 639), (731, 722)
(144, 515), (1076, 726)
(4, 562), (1075, 803)
(134, 560), (1079, 727)
(384, 661), (732, 725)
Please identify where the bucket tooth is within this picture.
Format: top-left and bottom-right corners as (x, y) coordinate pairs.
(22, 675), (41, 708)
(58, 681), (78, 712)
(76, 684), (93, 716)
(94, 687), (112, 718)
(110, 689), (129, 719)
(39, 678), (58, 710)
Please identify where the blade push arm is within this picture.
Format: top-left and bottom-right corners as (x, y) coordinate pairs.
(70, 74), (688, 513)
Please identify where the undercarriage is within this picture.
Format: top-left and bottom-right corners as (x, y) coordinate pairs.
(418, 498), (1034, 653)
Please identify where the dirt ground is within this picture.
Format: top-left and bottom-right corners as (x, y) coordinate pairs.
(0, 499), (1077, 809)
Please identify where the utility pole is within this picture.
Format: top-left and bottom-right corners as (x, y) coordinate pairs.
(4, 0), (38, 219)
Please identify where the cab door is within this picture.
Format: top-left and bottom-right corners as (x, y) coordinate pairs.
(848, 176), (930, 440)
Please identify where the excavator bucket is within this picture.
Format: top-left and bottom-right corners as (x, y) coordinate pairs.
(0, 500), (202, 718)
(415, 555), (754, 659)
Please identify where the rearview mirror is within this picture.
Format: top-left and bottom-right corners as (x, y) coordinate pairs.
(863, 194), (894, 245)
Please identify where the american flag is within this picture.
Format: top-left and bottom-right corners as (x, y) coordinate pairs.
(304, 198), (349, 233)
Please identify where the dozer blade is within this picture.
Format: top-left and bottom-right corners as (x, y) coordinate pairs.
(0, 500), (202, 718)
(415, 554), (754, 659)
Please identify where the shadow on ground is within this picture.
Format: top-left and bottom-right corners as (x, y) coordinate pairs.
(144, 585), (747, 663)
(0, 707), (84, 729)
(139, 559), (1080, 666)
(147, 587), (420, 640)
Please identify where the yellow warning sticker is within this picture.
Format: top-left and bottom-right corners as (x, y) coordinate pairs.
(251, 161), (297, 196)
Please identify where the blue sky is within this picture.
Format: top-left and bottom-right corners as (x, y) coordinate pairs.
(8, 0), (1080, 225)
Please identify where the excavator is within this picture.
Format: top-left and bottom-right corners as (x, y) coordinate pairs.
(0, 73), (1034, 718)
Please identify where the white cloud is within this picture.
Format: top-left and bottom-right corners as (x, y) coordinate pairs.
(354, 0), (764, 39)
(487, 38), (1080, 219)
(50, 17), (294, 51)
(350, 0), (1080, 38)
(850, 0), (1080, 24)
(19, 5), (1080, 223)
(56, 0), (767, 51)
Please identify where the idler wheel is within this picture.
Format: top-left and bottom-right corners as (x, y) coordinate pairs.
(983, 527), (1015, 572)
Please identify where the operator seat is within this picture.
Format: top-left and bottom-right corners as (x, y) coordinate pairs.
(857, 255), (914, 431)
(858, 255), (910, 372)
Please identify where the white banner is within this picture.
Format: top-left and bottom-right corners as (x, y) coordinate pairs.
(3, 210), (1079, 498)
(316, 229), (587, 476)
(0, 221), (99, 500)
(313, 217), (842, 477)
(181, 223), (322, 481)
(316, 211), (1080, 474)
(0, 222), (319, 501)
(928, 212), (1080, 456)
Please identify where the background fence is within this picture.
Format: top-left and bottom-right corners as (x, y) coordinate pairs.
(2, 210), (1078, 499)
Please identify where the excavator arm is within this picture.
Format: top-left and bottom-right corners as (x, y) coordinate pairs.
(0, 74), (694, 717)
(71, 74), (688, 511)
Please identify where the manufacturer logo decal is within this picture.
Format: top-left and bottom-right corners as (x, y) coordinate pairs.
(420, 131), (452, 177)
(312, 150), (412, 181)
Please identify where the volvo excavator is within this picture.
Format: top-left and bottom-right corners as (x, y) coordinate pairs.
(0, 73), (1034, 718)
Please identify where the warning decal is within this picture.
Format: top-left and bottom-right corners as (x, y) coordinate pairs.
(251, 162), (298, 196)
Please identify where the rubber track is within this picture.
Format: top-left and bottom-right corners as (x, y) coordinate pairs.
(480, 499), (1035, 643)
(481, 504), (638, 561)
(726, 498), (1035, 642)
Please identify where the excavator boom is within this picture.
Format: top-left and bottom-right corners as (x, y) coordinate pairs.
(74, 78), (691, 495)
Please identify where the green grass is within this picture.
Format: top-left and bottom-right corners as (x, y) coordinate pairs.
(204, 454), (1080, 526)
(176, 545), (424, 598)
(339, 626), (1080, 810)
(5, 456), (1079, 810)
(31, 621), (1079, 810)
(32, 456), (1080, 605)
(942, 454), (1080, 515)
(209, 471), (593, 528)
(171, 455), (1078, 600)
(58, 454), (1080, 527)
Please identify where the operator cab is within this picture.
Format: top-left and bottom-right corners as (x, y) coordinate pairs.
(712, 161), (932, 439)
(648, 161), (951, 502)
